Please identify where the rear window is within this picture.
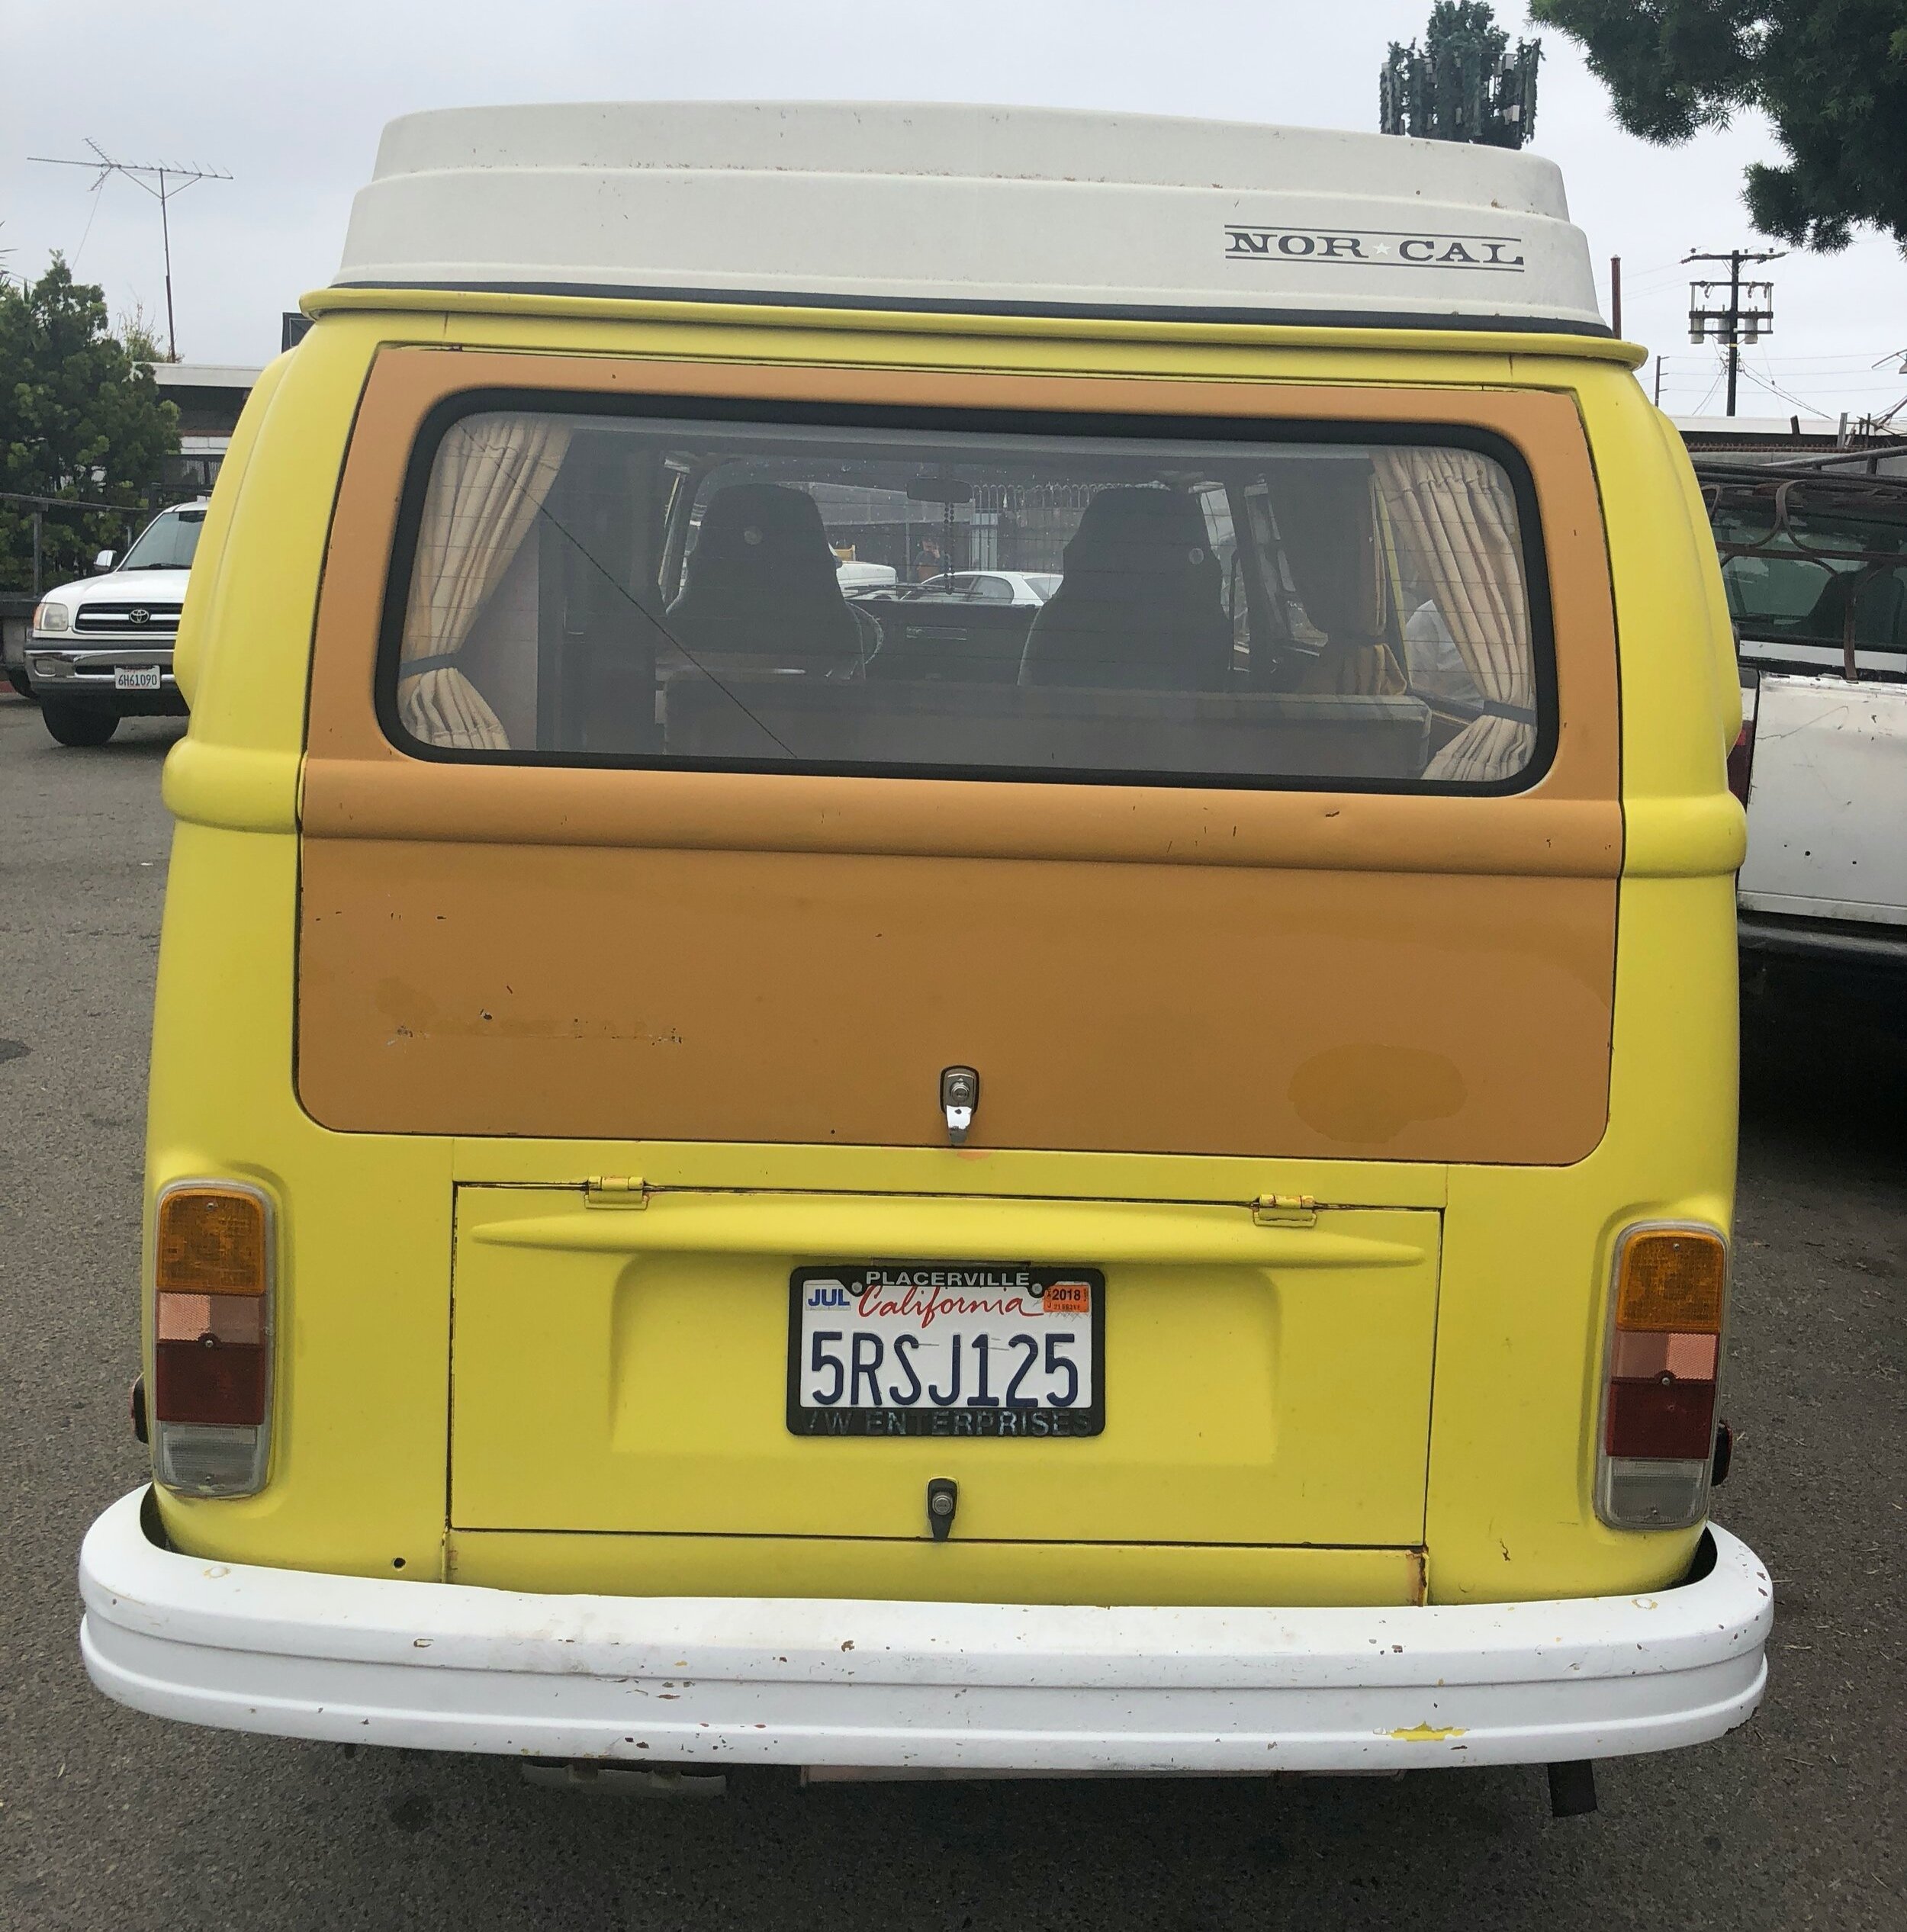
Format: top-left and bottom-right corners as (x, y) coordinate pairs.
(382, 401), (1551, 791)
(1716, 502), (1907, 654)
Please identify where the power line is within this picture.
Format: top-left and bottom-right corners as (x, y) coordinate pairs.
(27, 140), (232, 361)
(1688, 355), (1726, 418)
(1745, 342), (1905, 412)
(1622, 265), (1700, 294)
(1735, 352), (1907, 366)
(1737, 363), (1827, 416)
(69, 178), (105, 269)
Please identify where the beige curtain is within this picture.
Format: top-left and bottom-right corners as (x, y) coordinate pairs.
(397, 414), (571, 750)
(1375, 448), (1535, 783)
(1267, 469), (1409, 699)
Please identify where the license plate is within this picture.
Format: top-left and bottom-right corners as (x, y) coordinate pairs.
(113, 665), (162, 691)
(788, 1263), (1104, 1438)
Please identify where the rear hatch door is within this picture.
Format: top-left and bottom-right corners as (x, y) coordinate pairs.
(449, 1186), (1442, 1546)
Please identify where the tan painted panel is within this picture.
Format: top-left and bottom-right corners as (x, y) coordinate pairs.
(301, 837), (1613, 1159)
(298, 348), (1620, 1161)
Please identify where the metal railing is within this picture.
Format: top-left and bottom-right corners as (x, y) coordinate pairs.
(0, 490), (146, 596)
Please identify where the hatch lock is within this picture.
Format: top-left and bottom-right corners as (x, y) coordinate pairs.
(939, 1067), (980, 1146)
(926, 1477), (959, 1541)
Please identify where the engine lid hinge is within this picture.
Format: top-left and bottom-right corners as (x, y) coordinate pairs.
(1252, 1193), (1318, 1227)
(584, 1175), (650, 1208)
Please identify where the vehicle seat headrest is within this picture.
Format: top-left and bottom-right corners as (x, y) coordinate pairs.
(1018, 487), (1231, 691)
(683, 484), (841, 595)
(666, 482), (867, 678)
(1060, 487), (1216, 580)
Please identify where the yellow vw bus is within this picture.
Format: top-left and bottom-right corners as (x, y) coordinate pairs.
(80, 103), (1769, 1808)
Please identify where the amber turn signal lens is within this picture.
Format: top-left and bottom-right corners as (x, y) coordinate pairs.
(156, 1187), (269, 1297)
(1614, 1228), (1726, 1334)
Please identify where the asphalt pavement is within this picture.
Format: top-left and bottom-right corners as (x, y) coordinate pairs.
(1, 693), (1901, 1931)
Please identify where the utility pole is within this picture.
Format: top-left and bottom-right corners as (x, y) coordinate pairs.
(28, 140), (232, 361)
(1610, 255), (1622, 338)
(1684, 249), (1783, 418)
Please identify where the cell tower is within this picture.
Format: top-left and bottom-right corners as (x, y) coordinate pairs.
(1381, 2), (1541, 149)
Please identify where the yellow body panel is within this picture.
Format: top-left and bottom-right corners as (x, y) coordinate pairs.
(445, 1532), (1427, 1609)
(449, 1190), (1441, 1548)
(148, 297), (1740, 1607)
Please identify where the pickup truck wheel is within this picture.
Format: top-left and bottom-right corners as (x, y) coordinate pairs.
(41, 701), (119, 747)
(5, 665), (34, 700)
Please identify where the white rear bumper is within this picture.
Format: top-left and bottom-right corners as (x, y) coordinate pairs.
(80, 1490), (1770, 1774)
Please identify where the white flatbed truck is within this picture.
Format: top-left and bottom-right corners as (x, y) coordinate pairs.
(1701, 464), (1907, 974)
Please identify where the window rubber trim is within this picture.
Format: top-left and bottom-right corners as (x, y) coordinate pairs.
(372, 387), (1564, 799)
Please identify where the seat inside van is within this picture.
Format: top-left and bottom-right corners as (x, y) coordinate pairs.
(666, 483), (876, 677)
(1019, 487), (1233, 690)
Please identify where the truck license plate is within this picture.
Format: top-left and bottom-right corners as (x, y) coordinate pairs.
(788, 1263), (1104, 1438)
(113, 665), (162, 691)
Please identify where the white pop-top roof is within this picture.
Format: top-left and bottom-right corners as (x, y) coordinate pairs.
(333, 101), (1606, 335)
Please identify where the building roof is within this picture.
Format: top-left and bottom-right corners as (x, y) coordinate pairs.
(151, 363), (266, 392)
(1671, 415), (1842, 439)
(332, 101), (1605, 335)
(1668, 416), (1907, 470)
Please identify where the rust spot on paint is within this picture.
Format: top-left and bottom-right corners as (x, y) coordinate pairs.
(1288, 1044), (1466, 1145)
(1407, 1548), (1428, 1605)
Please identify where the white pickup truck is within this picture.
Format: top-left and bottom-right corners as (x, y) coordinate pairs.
(1701, 464), (1907, 973)
(22, 500), (205, 746)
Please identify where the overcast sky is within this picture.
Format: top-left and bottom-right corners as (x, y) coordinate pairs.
(5, 0), (1905, 423)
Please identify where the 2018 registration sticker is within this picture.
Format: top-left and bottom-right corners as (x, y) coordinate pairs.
(787, 1263), (1105, 1438)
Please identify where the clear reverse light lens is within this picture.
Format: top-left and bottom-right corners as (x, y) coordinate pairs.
(1598, 1458), (1712, 1531)
(153, 1422), (269, 1496)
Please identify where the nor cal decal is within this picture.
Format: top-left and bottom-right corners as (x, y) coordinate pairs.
(1224, 226), (1526, 272)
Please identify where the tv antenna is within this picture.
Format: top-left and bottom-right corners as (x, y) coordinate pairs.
(28, 140), (232, 362)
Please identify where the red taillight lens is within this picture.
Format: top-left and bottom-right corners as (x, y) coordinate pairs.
(153, 1187), (268, 1428)
(1606, 1377), (1719, 1460)
(1728, 683), (1757, 806)
(154, 1339), (269, 1425)
(150, 1183), (273, 1493)
(1597, 1226), (1727, 1530)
